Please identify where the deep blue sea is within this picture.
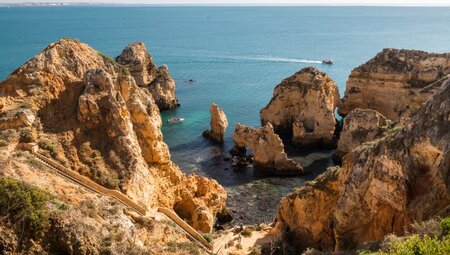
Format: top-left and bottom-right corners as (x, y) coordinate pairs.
(1, 6), (450, 223)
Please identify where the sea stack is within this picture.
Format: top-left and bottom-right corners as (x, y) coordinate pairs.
(260, 67), (340, 148)
(231, 123), (303, 175)
(339, 48), (450, 120)
(116, 42), (179, 111)
(202, 103), (228, 144)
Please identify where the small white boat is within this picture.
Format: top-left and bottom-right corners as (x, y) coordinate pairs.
(322, 59), (334, 65)
(167, 117), (184, 124)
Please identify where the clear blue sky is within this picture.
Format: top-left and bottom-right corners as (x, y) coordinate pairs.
(1, 0), (450, 6)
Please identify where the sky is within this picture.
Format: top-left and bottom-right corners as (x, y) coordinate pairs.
(1, 0), (450, 6)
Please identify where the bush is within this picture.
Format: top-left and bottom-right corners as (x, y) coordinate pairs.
(440, 217), (450, 237)
(0, 177), (52, 239)
(383, 234), (450, 255)
(38, 138), (58, 157)
(203, 233), (213, 243)
(241, 227), (252, 237)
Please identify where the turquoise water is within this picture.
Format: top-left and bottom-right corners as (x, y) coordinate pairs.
(1, 6), (450, 224)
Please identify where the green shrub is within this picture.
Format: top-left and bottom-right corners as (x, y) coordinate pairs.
(241, 227), (252, 237)
(38, 138), (58, 156)
(235, 243), (243, 250)
(202, 233), (213, 243)
(440, 217), (450, 237)
(167, 241), (200, 255)
(383, 234), (450, 255)
(0, 177), (52, 239)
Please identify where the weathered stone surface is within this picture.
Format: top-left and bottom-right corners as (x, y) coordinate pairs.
(339, 48), (450, 120)
(334, 108), (391, 159)
(116, 42), (179, 111)
(202, 103), (228, 144)
(231, 123), (303, 175)
(274, 80), (450, 252)
(0, 39), (226, 234)
(260, 67), (340, 148)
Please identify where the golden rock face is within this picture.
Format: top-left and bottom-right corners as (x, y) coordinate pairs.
(274, 80), (450, 252)
(0, 39), (226, 235)
(260, 66), (340, 148)
(339, 48), (450, 120)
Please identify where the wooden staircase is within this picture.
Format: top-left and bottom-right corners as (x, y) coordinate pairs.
(21, 144), (213, 252)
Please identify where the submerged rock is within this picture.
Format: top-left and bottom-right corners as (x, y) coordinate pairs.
(334, 108), (391, 159)
(202, 103), (228, 144)
(260, 67), (340, 148)
(339, 48), (450, 120)
(116, 42), (179, 111)
(231, 123), (303, 175)
(274, 79), (450, 252)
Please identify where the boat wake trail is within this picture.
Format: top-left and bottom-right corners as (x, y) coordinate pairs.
(215, 55), (322, 64)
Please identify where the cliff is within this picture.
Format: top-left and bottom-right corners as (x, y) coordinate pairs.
(339, 48), (450, 120)
(0, 39), (225, 252)
(116, 42), (179, 111)
(260, 67), (340, 148)
(334, 108), (391, 159)
(274, 79), (450, 252)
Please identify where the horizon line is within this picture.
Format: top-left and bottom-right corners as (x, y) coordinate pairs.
(2, 3), (450, 7)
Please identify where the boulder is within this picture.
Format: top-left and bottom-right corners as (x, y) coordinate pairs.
(231, 123), (303, 175)
(202, 103), (228, 144)
(334, 108), (391, 159)
(260, 67), (340, 148)
(116, 42), (179, 111)
(339, 48), (450, 120)
(274, 79), (450, 252)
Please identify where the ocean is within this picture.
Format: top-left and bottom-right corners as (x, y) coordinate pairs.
(1, 6), (450, 224)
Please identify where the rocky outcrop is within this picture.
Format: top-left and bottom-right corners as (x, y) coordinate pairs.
(260, 67), (340, 148)
(334, 108), (391, 159)
(0, 109), (35, 130)
(116, 42), (179, 111)
(202, 103), (228, 144)
(274, 80), (450, 252)
(231, 123), (303, 175)
(0, 38), (225, 233)
(339, 48), (450, 120)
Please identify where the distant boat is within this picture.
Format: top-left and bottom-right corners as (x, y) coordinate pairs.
(167, 117), (184, 124)
(322, 59), (334, 65)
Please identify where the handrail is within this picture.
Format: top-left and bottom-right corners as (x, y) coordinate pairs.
(158, 207), (214, 250)
(33, 151), (146, 215)
(29, 149), (213, 252)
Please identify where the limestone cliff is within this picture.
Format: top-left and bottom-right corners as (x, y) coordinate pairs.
(260, 67), (340, 148)
(0, 38), (225, 237)
(339, 48), (450, 120)
(202, 103), (228, 144)
(231, 123), (303, 175)
(116, 42), (179, 111)
(334, 108), (391, 159)
(274, 79), (450, 252)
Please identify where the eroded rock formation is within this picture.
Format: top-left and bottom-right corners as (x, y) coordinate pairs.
(339, 48), (450, 120)
(0, 39), (225, 235)
(202, 103), (228, 144)
(274, 79), (450, 252)
(334, 108), (391, 159)
(116, 42), (179, 111)
(260, 67), (340, 148)
(231, 123), (303, 175)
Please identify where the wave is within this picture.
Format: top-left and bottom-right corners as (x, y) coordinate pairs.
(213, 55), (323, 64)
